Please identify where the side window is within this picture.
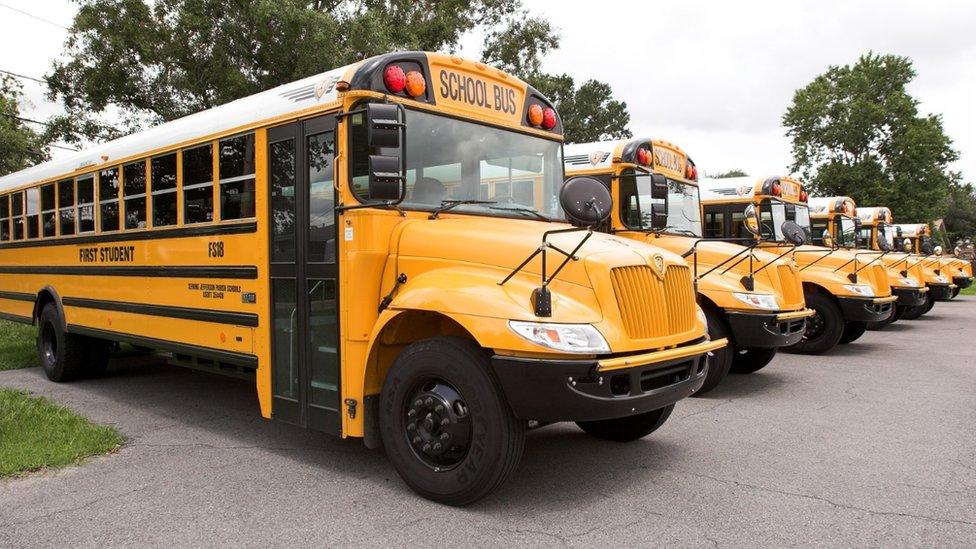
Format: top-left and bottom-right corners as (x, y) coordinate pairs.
(11, 192), (24, 240)
(41, 184), (55, 237)
(99, 167), (120, 232)
(307, 131), (335, 263)
(151, 154), (178, 227)
(123, 161), (147, 230)
(219, 134), (256, 220)
(58, 179), (75, 236)
(77, 176), (95, 233)
(0, 195), (8, 241)
(182, 144), (213, 224)
(811, 220), (828, 245)
(26, 187), (39, 239)
(704, 209), (725, 238)
(270, 138), (296, 263)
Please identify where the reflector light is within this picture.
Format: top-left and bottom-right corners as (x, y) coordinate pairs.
(383, 65), (406, 93)
(527, 104), (544, 126)
(772, 182), (782, 196)
(635, 148), (647, 166)
(800, 190), (809, 202)
(541, 107), (557, 130)
(404, 70), (426, 97)
(686, 162), (698, 181)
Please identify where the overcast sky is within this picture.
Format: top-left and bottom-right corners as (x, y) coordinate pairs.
(2, 0), (974, 180)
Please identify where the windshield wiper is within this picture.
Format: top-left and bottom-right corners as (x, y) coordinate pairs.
(648, 225), (698, 237)
(429, 199), (496, 220)
(488, 205), (551, 222)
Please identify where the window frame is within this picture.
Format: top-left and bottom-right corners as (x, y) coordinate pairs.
(122, 159), (149, 230)
(0, 194), (9, 241)
(25, 187), (40, 239)
(76, 175), (96, 234)
(181, 142), (215, 225)
(151, 152), (179, 228)
(217, 132), (257, 222)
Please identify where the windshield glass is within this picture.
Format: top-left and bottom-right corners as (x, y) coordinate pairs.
(619, 173), (702, 237)
(837, 216), (857, 248)
(351, 107), (564, 219)
(759, 199), (811, 243)
(877, 223), (895, 250)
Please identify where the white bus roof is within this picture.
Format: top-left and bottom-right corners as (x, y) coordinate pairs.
(697, 176), (756, 201)
(563, 141), (624, 170)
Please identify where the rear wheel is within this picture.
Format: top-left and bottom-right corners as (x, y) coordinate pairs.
(923, 297), (935, 314)
(951, 287), (960, 299)
(692, 308), (732, 396)
(730, 347), (777, 374)
(37, 304), (109, 382)
(839, 321), (868, 344)
(866, 308), (896, 330)
(900, 295), (928, 320)
(379, 337), (524, 506)
(785, 292), (844, 355)
(576, 404), (674, 442)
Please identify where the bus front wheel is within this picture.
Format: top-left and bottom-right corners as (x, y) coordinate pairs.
(785, 292), (844, 355)
(691, 308), (732, 396)
(379, 336), (525, 506)
(576, 404), (674, 442)
(839, 321), (868, 344)
(730, 347), (777, 374)
(37, 304), (110, 382)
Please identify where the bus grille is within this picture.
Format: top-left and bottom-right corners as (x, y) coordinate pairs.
(610, 265), (696, 340)
(778, 264), (804, 306)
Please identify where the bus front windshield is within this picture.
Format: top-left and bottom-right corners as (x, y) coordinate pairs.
(619, 173), (702, 237)
(877, 223), (895, 250)
(759, 199), (811, 244)
(352, 108), (564, 220)
(836, 216), (857, 248)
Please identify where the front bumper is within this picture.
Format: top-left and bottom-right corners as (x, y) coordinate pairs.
(725, 309), (812, 348)
(928, 283), (955, 301)
(953, 276), (973, 289)
(892, 286), (928, 308)
(837, 295), (897, 322)
(491, 338), (728, 422)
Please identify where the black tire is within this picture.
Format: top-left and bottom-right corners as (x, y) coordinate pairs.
(37, 304), (89, 382)
(576, 404), (674, 442)
(691, 308), (732, 396)
(866, 307), (896, 330)
(893, 305), (905, 322)
(839, 321), (868, 344)
(900, 295), (928, 320)
(951, 287), (960, 299)
(923, 297), (935, 314)
(730, 347), (777, 374)
(379, 336), (525, 506)
(785, 292), (844, 355)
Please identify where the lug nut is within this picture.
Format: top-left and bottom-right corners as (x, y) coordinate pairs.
(413, 399), (423, 408)
(407, 422), (416, 431)
(422, 443), (431, 452)
(433, 443), (442, 452)
(424, 397), (434, 406)
(407, 409), (417, 418)
(440, 433), (450, 441)
(435, 404), (445, 413)
(412, 436), (421, 445)
(440, 418), (450, 427)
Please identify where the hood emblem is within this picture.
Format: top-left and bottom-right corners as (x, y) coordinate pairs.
(589, 151), (606, 166)
(652, 255), (666, 278)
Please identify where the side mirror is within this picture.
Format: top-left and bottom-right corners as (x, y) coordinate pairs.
(742, 204), (761, 237)
(781, 220), (806, 246)
(560, 177), (612, 227)
(878, 236), (892, 252)
(902, 238), (913, 253)
(821, 230), (834, 248)
(650, 202), (668, 229)
(650, 174), (668, 200)
(365, 103), (406, 202)
(934, 245), (944, 256)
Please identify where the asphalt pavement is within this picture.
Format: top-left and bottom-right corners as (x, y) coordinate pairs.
(1, 298), (974, 547)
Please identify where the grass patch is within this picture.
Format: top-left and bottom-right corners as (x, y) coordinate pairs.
(0, 320), (37, 371)
(962, 285), (976, 296)
(0, 388), (123, 477)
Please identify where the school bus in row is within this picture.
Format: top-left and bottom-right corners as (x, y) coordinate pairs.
(894, 223), (963, 304)
(700, 177), (896, 354)
(854, 207), (932, 322)
(0, 52), (728, 505)
(807, 198), (926, 329)
(564, 139), (811, 394)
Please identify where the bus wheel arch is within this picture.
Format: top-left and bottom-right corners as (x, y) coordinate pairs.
(32, 286), (65, 331)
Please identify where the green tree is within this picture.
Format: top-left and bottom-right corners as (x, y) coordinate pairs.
(783, 52), (959, 223)
(46, 0), (551, 141)
(0, 76), (49, 176)
(710, 169), (748, 178)
(943, 182), (976, 242)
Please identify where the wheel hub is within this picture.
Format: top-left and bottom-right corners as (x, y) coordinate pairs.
(405, 379), (471, 470)
(804, 310), (826, 342)
(41, 323), (57, 365)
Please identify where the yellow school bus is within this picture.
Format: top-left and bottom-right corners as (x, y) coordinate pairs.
(700, 177), (896, 354)
(894, 223), (962, 304)
(564, 139), (811, 394)
(807, 198), (925, 329)
(854, 207), (931, 322)
(0, 52), (724, 505)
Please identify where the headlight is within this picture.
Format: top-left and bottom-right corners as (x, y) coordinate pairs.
(508, 321), (610, 354)
(842, 284), (875, 297)
(899, 277), (919, 287)
(934, 275), (948, 284)
(731, 292), (779, 310)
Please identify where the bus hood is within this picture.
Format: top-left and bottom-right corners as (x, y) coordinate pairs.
(794, 245), (891, 296)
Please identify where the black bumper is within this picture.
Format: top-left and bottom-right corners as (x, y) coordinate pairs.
(491, 351), (708, 423)
(725, 311), (806, 348)
(892, 287), (928, 308)
(953, 276), (973, 289)
(928, 283), (954, 301)
(837, 296), (894, 322)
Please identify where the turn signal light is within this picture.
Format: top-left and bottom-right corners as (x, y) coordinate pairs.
(404, 70), (426, 97)
(772, 182), (782, 196)
(527, 104), (544, 126)
(800, 190), (809, 202)
(384, 65), (406, 93)
(541, 107), (557, 130)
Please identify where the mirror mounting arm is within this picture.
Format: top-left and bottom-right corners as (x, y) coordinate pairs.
(498, 226), (593, 317)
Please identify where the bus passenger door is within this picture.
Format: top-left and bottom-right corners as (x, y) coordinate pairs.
(267, 116), (341, 434)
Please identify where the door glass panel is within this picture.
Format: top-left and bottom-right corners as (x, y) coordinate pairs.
(307, 278), (338, 410)
(307, 131), (335, 263)
(272, 279), (299, 401)
(270, 139), (296, 263)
